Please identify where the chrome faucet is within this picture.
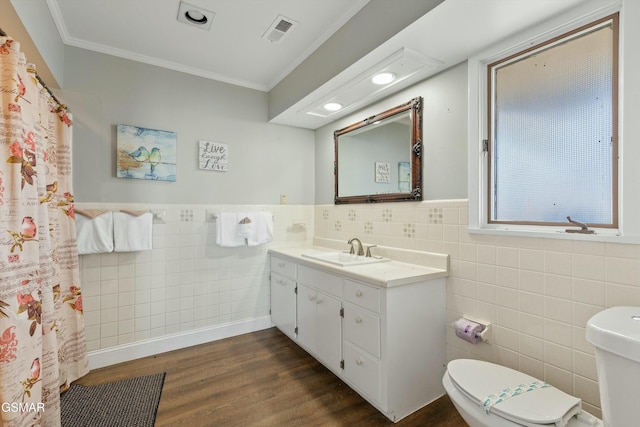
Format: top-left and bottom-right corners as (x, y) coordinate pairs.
(347, 237), (364, 256)
(365, 244), (377, 258)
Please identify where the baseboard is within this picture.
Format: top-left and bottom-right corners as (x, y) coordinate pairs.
(88, 316), (273, 369)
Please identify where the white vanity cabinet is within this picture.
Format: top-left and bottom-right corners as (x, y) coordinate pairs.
(297, 283), (342, 373)
(342, 279), (382, 402)
(269, 250), (447, 423)
(270, 257), (297, 340)
(296, 265), (343, 373)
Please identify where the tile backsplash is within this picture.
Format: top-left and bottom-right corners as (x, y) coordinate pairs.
(314, 200), (640, 418)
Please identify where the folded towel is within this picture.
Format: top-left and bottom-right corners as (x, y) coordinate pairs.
(113, 211), (153, 252)
(216, 212), (245, 247)
(236, 212), (254, 238)
(75, 209), (110, 219)
(119, 209), (147, 217)
(75, 211), (114, 254)
(246, 211), (273, 246)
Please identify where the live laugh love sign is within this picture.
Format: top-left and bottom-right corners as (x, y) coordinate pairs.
(199, 140), (228, 171)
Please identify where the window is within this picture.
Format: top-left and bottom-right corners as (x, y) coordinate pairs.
(487, 14), (618, 228)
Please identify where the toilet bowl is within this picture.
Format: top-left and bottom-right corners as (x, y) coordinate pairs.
(443, 359), (602, 427)
(444, 306), (640, 427)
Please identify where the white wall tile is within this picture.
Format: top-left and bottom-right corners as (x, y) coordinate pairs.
(572, 254), (605, 281)
(574, 374), (601, 408)
(572, 278), (605, 307)
(78, 203), (312, 353)
(605, 256), (640, 285)
(573, 350), (598, 381)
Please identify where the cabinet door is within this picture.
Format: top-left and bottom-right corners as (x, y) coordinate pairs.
(270, 273), (296, 340)
(296, 284), (317, 353)
(315, 290), (342, 373)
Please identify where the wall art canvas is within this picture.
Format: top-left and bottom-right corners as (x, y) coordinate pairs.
(198, 140), (228, 171)
(116, 124), (177, 181)
(375, 162), (391, 183)
(398, 161), (410, 192)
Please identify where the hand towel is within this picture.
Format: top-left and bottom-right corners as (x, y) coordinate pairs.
(113, 211), (153, 252)
(75, 211), (114, 254)
(75, 209), (110, 219)
(246, 211), (273, 246)
(119, 209), (147, 217)
(236, 212), (254, 238)
(216, 212), (245, 247)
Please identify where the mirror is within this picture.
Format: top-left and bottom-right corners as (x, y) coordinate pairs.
(334, 97), (423, 204)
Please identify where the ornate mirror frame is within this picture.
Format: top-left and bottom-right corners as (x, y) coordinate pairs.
(334, 96), (423, 204)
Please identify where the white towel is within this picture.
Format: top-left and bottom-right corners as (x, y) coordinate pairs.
(246, 211), (273, 246)
(216, 212), (245, 247)
(75, 211), (114, 254)
(236, 212), (254, 238)
(113, 211), (153, 252)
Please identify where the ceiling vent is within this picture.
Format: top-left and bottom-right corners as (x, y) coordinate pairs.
(177, 1), (215, 31)
(262, 15), (298, 43)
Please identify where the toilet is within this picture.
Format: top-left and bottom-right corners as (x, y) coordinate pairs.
(443, 306), (640, 427)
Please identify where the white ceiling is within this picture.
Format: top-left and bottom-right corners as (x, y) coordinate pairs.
(46, 0), (370, 92)
(45, 0), (618, 129)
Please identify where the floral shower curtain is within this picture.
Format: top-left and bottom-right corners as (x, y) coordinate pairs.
(0, 35), (88, 426)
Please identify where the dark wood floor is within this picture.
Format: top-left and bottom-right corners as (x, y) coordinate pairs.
(74, 327), (468, 426)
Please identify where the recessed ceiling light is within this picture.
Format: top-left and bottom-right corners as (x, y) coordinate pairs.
(372, 72), (396, 85)
(185, 10), (208, 25)
(177, 1), (215, 30)
(323, 102), (343, 111)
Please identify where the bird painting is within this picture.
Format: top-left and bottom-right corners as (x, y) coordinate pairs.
(128, 146), (161, 176)
(129, 146), (149, 163)
(116, 124), (176, 181)
(149, 147), (161, 174)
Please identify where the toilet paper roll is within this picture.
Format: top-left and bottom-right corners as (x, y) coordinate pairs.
(453, 318), (483, 344)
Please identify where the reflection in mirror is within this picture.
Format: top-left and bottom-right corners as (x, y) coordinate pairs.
(334, 97), (422, 204)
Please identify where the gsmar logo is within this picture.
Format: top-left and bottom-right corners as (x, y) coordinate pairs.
(1, 402), (45, 413)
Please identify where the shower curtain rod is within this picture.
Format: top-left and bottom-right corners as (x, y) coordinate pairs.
(0, 25), (66, 109)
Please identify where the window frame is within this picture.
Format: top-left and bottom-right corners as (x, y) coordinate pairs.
(487, 13), (619, 229)
(468, 5), (623, 240)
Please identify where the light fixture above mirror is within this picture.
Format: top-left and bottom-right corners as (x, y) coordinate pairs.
(372, 72), (396, 85)
(303, 49), (441, 119)
(324, 102), (343, 112)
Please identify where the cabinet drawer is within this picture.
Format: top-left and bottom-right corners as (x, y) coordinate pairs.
(271, 273), (296, 290)
(344, 279), (380, 313)
(343, 301), (381, 358)
(343, 341), (381, 404)
(298, 265), (342, 298)
(270, 256), (296, 280)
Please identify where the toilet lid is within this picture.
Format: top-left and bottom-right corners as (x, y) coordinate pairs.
(447, 359), (582, 426)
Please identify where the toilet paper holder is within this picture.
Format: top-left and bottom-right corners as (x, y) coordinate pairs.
(454, 316), (492, 344)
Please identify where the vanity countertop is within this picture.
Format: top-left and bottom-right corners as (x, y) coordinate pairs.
(269, 246), (449, 288)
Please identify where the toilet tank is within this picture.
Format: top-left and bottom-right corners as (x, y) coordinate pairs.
(586, 306), (640, 427)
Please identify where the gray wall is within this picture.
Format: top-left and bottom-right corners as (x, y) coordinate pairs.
(64, 46), (315, 205)
(315, 61), (468, 204)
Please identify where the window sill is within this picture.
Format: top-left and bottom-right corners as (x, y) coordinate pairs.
(465, 225), (640, 244)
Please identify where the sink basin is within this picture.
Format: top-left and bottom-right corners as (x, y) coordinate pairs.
(301, 251), (390, 267)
